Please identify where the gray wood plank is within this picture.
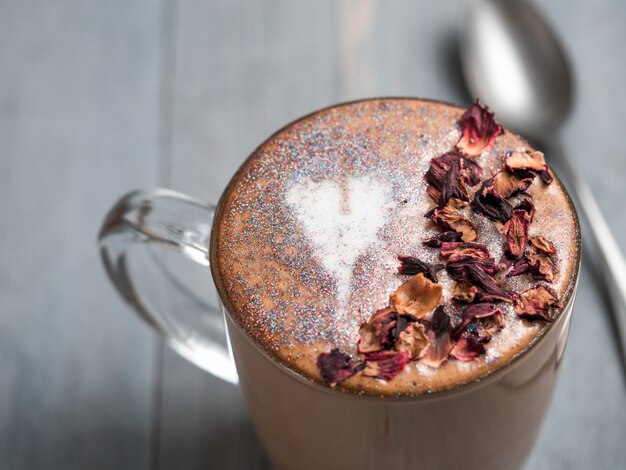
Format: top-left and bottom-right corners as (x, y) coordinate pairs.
(157, 0), (626, 469)
(0, 1), (165, 468)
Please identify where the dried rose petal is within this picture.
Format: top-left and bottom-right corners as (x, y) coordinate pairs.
(357, 307), (414, 354)
(425, 151), (482, 206)
(507, 258), (530, 277)
(389, 273), (443, 319)
(421, 306), (454, 368)
(471, 179), (513, 223)
(441, 244), (497, 282)
(515, 285), (562, 321)
(440, 242), (490, 261)
(514, 197), (535, 222)
(527, 251), (556, 282)
(362, 351), (411, 381)
(427, 185), (441, 203)
(429, 200), (478, 242)
(505, 149), (547, 173)
(456, 99), (503, 157)
(395, 323), (430, 360)
(450, 336), (486, 362)
(423, 231), (463, 248)
(317, 349), (364, 387)
(529, 236), (556, 256)
(454, 303), (504, 341)
(452, 283), (478, 303)
(397, 255), (444, 282)
(465, 264), (517, 303)
(505, 149), (554, 186)
(503, 209), (530, 259)
(446, 257), (498, 282)
(492, 171), (534, 198)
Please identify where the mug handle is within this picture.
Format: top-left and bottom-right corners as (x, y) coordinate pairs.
(98, 189), (238, 384)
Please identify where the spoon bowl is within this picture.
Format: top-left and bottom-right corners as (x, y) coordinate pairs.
(460, 0), (573, 136)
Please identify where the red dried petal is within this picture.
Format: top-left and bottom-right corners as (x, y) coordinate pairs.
(471, 179), (513, 223)
(441, 243), (498, 282)
(421, 306), (454, 368)
(527, 251), (556, 282)
(456, 99), (503, 157)
(505, 149), (554, 186)
(357, 307), (414, 354)
(362, 351), (410, 381)
(429, 200), (478, 242)
(515, 285), (562, 321)
(454, 303), (504, 342)
(317, 349), (364, 387)
(529, 236), (556, 256)
(465, 264), (517, 303)
(514, 197), (535, 223)
(395, 323), (430, 360)
(503, 209), (530, 259)
(506, 258), (530, 277)
(423, 231), (464, 248)
(425, 151), (481, 191)
(492, 171), (534, 198)
(450, 336), (486, 362)
(440, 242), (490, 260)
(425, 151), (483, 205)
(397, 255), (444, 282)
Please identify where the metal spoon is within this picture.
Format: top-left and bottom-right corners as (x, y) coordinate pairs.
(459, 0), (626, 365)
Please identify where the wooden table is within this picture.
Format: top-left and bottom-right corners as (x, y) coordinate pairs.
(1, 0), (625, 468)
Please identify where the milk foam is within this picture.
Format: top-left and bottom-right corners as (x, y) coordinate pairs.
(286, 177), (392, 312)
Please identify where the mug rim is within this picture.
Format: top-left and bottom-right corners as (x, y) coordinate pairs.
(209, 96), (582, 401)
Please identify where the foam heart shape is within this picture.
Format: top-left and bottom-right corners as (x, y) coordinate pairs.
(286, 177), (391, 307)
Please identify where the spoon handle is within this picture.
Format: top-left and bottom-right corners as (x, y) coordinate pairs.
(549, 139), (626, 363)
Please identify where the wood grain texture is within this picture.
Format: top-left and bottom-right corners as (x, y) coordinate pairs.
(0, 0), (164, 468)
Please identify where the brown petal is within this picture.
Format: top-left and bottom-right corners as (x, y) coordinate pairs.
(493, 171), (534, 198)
(471, 179), (513, 223)
(357, 308), (414, 354)
(425, 151), (483, 206)
(389, 273), (443, 318)
(440, 241), (490, 260)
(430, 200), (478, 242)
(317, 349), (365, 387)
(423, 231), (464, 248)
(527, 251), (556, 282)
(395, 323), (430, 360)
(503, 209), (530, 259)
(362, 351), (410, 381)
(529, 236), (556, 256)
(421, 306), (454, 368)
(515, 285), (562, 321)
(397, 255), (444, 282)
(454, 303), (504, 341)
(505, 149), (546, 172)
(452, 282), (478, 303)
(465, 264), (517, 303)
(455, 99), (503, 157)
(450, 336), (486, 362)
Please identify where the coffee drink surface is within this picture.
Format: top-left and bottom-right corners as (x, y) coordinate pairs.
(211, 98), (579, 396)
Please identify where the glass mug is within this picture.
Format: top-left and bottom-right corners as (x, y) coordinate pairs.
(99, 106), (581, 470)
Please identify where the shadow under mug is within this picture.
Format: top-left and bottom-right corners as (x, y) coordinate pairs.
(99, 186), (580, 470)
